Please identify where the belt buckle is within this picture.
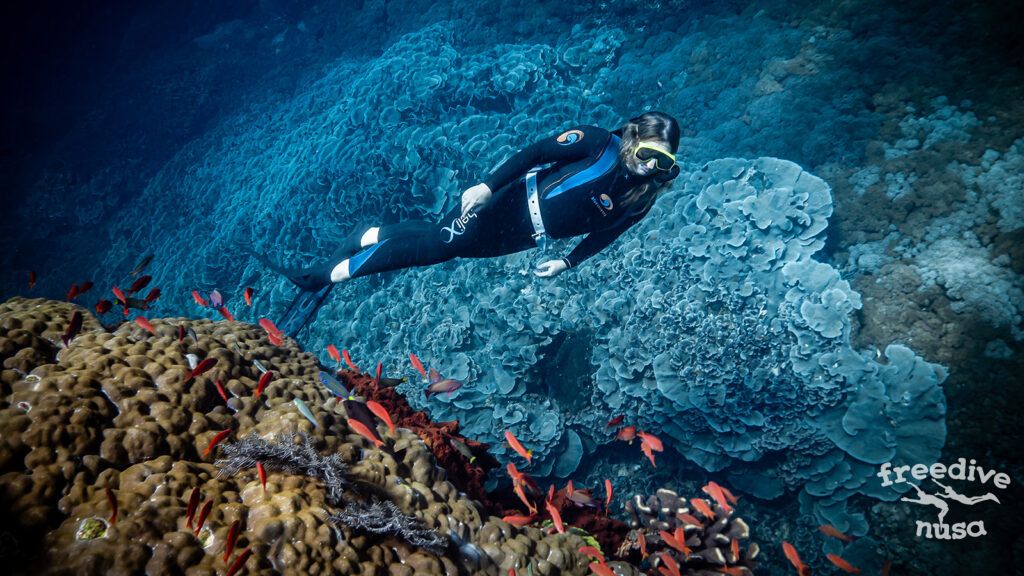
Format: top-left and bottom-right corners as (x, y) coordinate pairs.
(533, 231), (548, 250)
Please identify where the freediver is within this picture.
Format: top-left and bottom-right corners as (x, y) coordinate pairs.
(258, 111), (681, 289)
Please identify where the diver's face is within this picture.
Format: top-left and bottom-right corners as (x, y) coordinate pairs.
(628, 139), (671, 176)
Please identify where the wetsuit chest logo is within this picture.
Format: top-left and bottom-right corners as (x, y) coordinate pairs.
(440, 211), (478, 244)
(556, 129), (584, 145)
(590, 193), (614, 216)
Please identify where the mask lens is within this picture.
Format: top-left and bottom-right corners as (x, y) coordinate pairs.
(635, 146), (675, 170)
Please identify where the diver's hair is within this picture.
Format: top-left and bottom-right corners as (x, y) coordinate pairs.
(616, 111), (681, 212)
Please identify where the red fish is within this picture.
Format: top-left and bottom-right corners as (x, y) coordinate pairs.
(827, 553), (861, 574)
(257, 462), (266, 495)
(342, 349), (359, 372)
(513, 483), (537, 515)
(223, 519), (241, 562)
(589, 563), (615, 576)
(28, 270), (36, 289)
(409, 352), (427, 379)
(95, 299), (112, 314)
(639, 431), (664, 452)
(641, 441), (658, 467)
(720, 484), (740, 505)
(112, 286), (127, 305)
(135, 316), (157, 335)
(658, 552), (681, 576)
(505, 430), (533, 462)
(347, 418), (383, 447)
(259, 318), (282, 338)
(144, 287), (161, 304)
(365, 400), (395, 434)
(690, 497), (715, 520)
(606, 414), (624, 427)
(578, 545), (605, 563)
(105, 486), (118, 526)
(127, 275), (151, 294)
(66, 283), (80, 301)
(659, 529), (690, 555)
(617, 426), (637, 443)
(185, 486), (200, 528)
(214, 380), (229, 402)
(731, 538), (740, 563)
(501, 514), (535, 527)
(818, 524), (855, 542)
(374, 362), (382, 387)
(194, 499), (213, 534)
(178, 324), (185, 342)
(203, 429), (231, 457)
(638, 531), (649, 559)
(191, 290), (207, 306)
(327, 344), (341, 366)
(243, 287), (254, 306)
(882, 559), (891, 576)
(254, 371), (272, 399)
(782, 541), (809, 576)
(61, 311), (83, 348)
(78, 280), (94, 295)
(186, 357), (217, 382)
(267, 332), (283, 346)
(604, 479), (613, 515)
(702, 481), (733, 514)
(225, 547), (251, 576)
(545, 499), (565, 533)
(676, 512), (704, 528)
(217, 306), (234, 322)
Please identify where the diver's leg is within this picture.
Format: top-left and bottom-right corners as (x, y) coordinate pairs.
(253, 252), (335, 290)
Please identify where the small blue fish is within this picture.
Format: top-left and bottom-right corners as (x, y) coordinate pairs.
(293, 398), (318, 428)
(318, 371), (349, 397)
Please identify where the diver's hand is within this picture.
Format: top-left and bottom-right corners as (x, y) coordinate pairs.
(533, 259), (569, 278)
(460, 183), (493, 218)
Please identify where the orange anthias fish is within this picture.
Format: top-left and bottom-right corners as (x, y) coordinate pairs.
(28, 270), (36, 289)
(659, 529), (690, 555)
(544, 499), (565, 533)
(731, 538), (740, 563)
(214, 380), (229, 403)
(61, 311), (83, 348)
(254, 371), (272, 399)
(782, 541), (809, 576)
(105, 486), (117, 526)
(827, 553), (861, 574)
(676, 512), (704, 528)
(185, 486), (201, 528)
(588, 562), (615, 576)
(135, 316), (157, 335)
(218, 306), (235, 322)
(257, 461), (267, 495)
(95, 299), (112, 314)
(66, 283), (80, 301)
(193, 498), (212, 533)
(223, 519), (241, 562)
(424, 367), (463, 398)
(658, 551), (681, 576)
(638, 431), (664, 452)
(347, 417), (383, 447)
(514, 483), (537, 515)
(641, 441), (658, 467)
(259, 318), (283, 345)
(818, 524), (855, 542)
(112, 286), (128, 306)
(204, 429), (232, 457)
(638, 530), (649, 559)
(606, 414), (624, 427)
(143, 287), (161, 304)
(342, 349), (359, 372)
(616, 426), (637, 443)
(327, 344), (341, 366)
(78, 280), (94, 295)
(365, 400), (396, 434)
(409, 352), (428, 380)
(690, 497), (715, 520)
(191, 290), (208, 307)
(243, 287), (254, 306)
(604, 479), (613, 514)
(578, 545), (605, 563)
(501, 514), (535, 527)
(505, 430), (533, 462)
(702, 481), (734, 514)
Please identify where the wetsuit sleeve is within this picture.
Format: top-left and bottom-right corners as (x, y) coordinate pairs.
(482, 125), (611, 192)
(563, 209), (648, 269)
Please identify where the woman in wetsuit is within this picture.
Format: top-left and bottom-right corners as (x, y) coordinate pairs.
(267, 111), (680, 287)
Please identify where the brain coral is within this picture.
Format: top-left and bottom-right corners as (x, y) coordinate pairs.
(0, 297), (596, 575)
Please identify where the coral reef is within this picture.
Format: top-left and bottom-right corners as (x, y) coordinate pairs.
(0, 297), (600, 575)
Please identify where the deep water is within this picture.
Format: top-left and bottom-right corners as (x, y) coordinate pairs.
(2, 0), (1022, 574)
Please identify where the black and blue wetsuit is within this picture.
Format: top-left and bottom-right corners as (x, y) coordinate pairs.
(341, 124), (653, 279)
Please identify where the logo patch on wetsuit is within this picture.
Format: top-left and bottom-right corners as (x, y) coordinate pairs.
(591, 193), (614, 216)
(556, 129), (585, 145)
(440, 211), (478, 244)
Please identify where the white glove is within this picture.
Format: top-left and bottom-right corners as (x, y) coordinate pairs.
(460, 183), (493, 218)
(534, 259), (569, 278)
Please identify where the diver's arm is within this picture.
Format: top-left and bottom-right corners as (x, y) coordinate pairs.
(482, 125), (610, 192)
(562, 209), (647, 269)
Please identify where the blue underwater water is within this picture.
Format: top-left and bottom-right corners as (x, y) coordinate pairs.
(2, 0), (1022, 574)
